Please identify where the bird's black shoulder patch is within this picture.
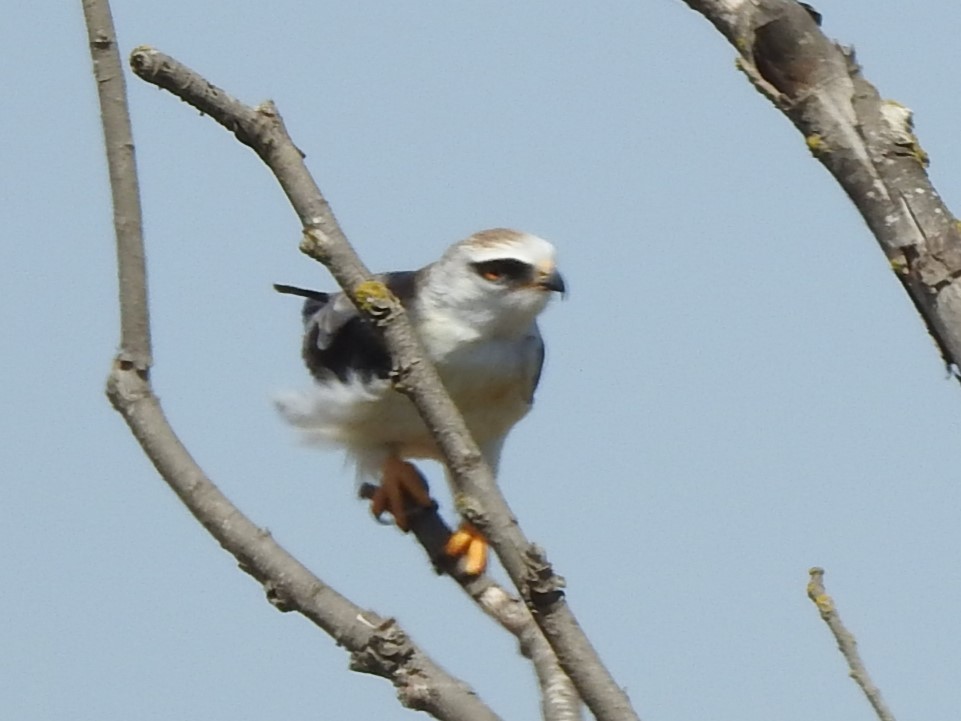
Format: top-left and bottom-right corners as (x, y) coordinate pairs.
(274, 272), (419, 384)
(303, 311), (391, 383)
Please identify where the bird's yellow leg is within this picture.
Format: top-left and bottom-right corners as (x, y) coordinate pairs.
(444, 522), (488, 575)
(369, 457), (432, 531)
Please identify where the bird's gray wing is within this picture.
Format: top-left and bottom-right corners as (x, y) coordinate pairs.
(274, 271), (419, 383)
(523, 324), (547, 404)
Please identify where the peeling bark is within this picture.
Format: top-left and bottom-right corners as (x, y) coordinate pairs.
(683, 0), (961, 377)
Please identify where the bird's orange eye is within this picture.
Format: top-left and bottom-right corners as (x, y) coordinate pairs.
(473, 259), (532, 284)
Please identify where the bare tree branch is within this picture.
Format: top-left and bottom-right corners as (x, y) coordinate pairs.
(82, 0), (151, 369)
(807, 568), (897, 721)
(360, 482), (584, 721)
(106, 379), (501, 721)
(128, 46), (639, 721)
(84, 2), (503, 718)
(479, 585), (584, 721)
(680, 0), (961, 379)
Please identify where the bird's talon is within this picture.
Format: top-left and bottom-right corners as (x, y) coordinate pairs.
(370, 458), (432, 532)
(444, 528), (472, 555)
(444, 523), (488, 575)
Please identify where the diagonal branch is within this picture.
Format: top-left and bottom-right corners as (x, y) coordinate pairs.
(807, 568), (897, 721)
(680, 0), (961, 379)
(128, 46), (639, 721)
(360, 482), (584, 721)
(105, 375), (501, 721)
(84, 2), (501, 719)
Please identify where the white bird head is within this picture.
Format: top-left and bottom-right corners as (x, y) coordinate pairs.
(419, 228), (565, 340)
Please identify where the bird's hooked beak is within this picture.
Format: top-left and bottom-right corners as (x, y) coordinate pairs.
(537, 266), (566, 296)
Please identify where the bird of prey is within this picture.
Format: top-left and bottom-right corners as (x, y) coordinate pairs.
(274, 228), (564, 574)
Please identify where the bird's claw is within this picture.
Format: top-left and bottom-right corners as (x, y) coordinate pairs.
(369, 458), (432, 531)
(444, 522), (488, 576)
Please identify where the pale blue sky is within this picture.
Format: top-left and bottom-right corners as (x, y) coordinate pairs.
(4, 2), (961, 720)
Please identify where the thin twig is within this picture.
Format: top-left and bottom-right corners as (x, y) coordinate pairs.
(84, 2), (502, 718)
(128, 46), (639, 721)
(807, 568), (897, 721)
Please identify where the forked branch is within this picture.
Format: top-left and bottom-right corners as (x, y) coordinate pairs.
(359, 482), (583, 721)
(129, 45), (638, 721)
(84, 1), (503, 718)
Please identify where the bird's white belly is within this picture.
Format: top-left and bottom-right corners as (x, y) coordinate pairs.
(342, 337), (532, 453)
(349, 357), (530, 456)
(276, 332), (538, 479)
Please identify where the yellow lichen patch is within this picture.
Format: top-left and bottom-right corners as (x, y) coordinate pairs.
(812, 593), (834, 614)
(451, 492), (470, 515)
(805, 134), (827, 155)
(908, 136), (930, 167)
(889, 256), (908, 275)
(354, 280), (394, 316)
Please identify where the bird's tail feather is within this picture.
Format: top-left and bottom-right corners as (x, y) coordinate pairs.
(273, 283), (329, 302)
